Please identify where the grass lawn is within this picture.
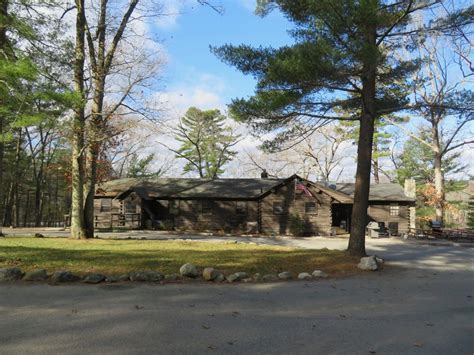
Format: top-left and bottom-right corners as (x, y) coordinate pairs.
(0, 237), (360, 277)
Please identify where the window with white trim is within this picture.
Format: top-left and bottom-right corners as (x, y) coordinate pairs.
(390, 204), (399, 216)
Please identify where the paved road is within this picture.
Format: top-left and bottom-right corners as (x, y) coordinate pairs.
(0, 240), (473, 354)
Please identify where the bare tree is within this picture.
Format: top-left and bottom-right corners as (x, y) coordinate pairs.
(411, 35), (474, 222)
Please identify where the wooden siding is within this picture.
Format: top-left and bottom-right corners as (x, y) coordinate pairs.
(94, 193), (141, 229)
(260, 184), (332, 236)
(172, 200), (259, 233)
(368, 202), (410, 234)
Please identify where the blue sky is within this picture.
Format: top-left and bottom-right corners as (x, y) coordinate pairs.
(141, 0), (473, 180)
(151, 0), (292, 113)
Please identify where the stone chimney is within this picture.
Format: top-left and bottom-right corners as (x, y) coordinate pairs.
(404, 178), (416, 198)
(404, 178), (416, 232)
(261, 169), (269, 179)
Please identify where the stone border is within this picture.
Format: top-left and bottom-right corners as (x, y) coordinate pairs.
(0, 264), (332, 285)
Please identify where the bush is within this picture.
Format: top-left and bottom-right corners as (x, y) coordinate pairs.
(289, 214), (308, 237)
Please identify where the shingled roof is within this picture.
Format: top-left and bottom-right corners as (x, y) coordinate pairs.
(97, 177), (288, 200)
(335, 183), (415, 202)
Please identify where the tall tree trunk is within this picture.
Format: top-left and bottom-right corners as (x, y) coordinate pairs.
(372, 143), (380, 184)
(70, 0), (87, 239)
(431, 121), (445, 223)
(348, 26), (377, 257)
(0, 0), (8, 223)
(3, 130), (22, 226)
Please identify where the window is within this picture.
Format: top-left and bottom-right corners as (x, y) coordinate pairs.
(305, 202), (317, 214)
(100, 198), (111, 212)
(124, 199), (136, 214)
(169, 200), (179, 215)
(390, 204), (399, 216)
(201, 201), (213, 215)
(235, 201), (247, 215)
(273, 201), (284, 214)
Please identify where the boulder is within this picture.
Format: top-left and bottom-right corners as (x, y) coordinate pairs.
(118, 274), (130, 282)
(23, 269), (48, 281)
(83, 273), (106, 284)
(242, 278), (253, 283)
(357, 256), (378, 271)
(235, 272), (248, 279)
(214, 273), (225, 282)
(262, 274), (278, 282)
(129, 271), (164, 282)
(226, 273), (240, 283)
(179, 263), (198, 278)
(0, 267), (23, 281)
(298, 272), (312, 280)
(312, 270), (328, 278)
(51, 271), (81, 283)
(202, 267), (219, 281)
(253, 273), (262, 281)
(105, 276), (120, 283)
(375, 256), (384, 265)
(278, 271), (293, 280)
(164, 274), (180, 281)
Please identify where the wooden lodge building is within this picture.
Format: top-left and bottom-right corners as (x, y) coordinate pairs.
(94, 175), (416, 236)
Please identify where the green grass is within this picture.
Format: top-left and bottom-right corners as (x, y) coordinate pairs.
(0, 237), (359, 277)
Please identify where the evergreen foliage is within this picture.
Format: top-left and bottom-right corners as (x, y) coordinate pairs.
(174, 107), (240, 179)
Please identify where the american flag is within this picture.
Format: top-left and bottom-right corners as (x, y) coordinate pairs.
(295, 179), (313, 197)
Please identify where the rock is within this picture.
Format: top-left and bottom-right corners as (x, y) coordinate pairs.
(23, 269), (48, 281)
(34, 233), (44, 238)
(164, 274), (180, 281)
(278, 271), (293, 280)
(214, 273), (225, 282)
(262, 274), (278, 282)
(242, 278), (253, 283)
(129, 271), (164, 282)
(0, 267), (23, 281)
(375, 256), (384, 265)
(179, 263), (198, 278)
(312, 270), (329, 278)
(83, 273), (106, 284)
(118, 274), (130, 282)
(226, 273), (240, 283)
(253, 273), (261, 281)
(357, 256), (378, 271)
(105, 276), (120, 283)
(202, 267), (219, 281)
(235, 272), (248, 280)
(51, 271), (81, 283)
(298, 272), (312, 280)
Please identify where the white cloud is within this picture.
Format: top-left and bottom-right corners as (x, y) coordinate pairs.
(239, 0), (257, 12)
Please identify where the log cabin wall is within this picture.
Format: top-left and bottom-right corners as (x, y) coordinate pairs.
(94, 192), (141, 229)
(260, 183), (332, 236)
(367, 202), (410, 235)
(172, 200), (259, 233)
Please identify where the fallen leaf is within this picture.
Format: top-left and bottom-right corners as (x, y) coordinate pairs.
(413, 342), (423, 347)
(202, 325), (211, 330)
(425, 323), (434, 327)
(135, 305), (144, 310)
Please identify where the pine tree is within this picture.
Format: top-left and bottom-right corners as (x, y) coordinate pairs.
(173, 107), (240, 179)
(212, 0), (473, 256)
